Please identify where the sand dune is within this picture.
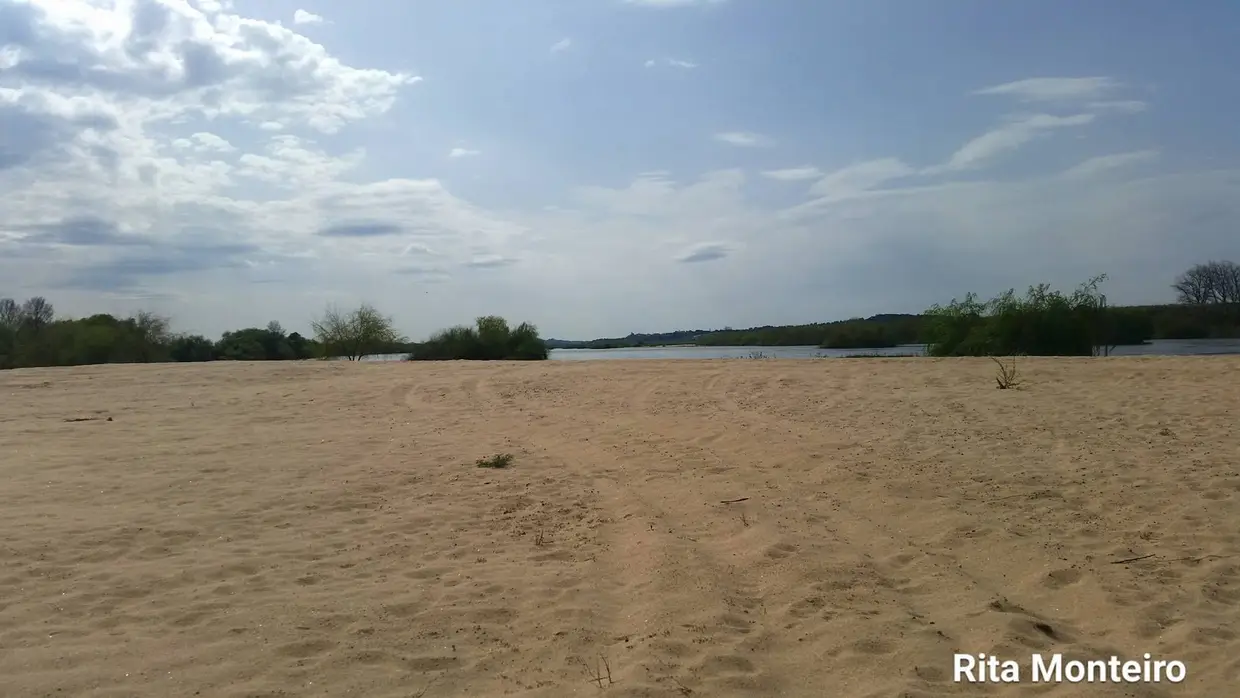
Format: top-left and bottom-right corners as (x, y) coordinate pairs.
(2, 357), (1238, 697)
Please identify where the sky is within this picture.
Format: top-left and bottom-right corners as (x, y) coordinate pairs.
(2, 0), (1239, 340)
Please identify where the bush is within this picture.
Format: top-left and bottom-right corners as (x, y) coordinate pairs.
(476, 453), (514, 469)
(407, 316), (549, 361)
(923, 275), (1115, 357)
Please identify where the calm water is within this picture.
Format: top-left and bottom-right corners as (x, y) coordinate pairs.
(547, 338), (1240, 361)
(364, 338), (1240, 362)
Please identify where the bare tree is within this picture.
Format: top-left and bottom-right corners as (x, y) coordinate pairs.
(0, 298), (20, 330)
(1218, 261), (1240, 304)
(19, 296), (54, 330)
(1173, 260), (1240, 305)
(310, 303), (404, 360)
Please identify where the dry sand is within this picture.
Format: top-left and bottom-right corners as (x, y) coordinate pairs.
(2, 357), (1239, 697)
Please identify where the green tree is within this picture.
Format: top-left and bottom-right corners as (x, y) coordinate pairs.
(170, 334), (217, 362)
(508, 321), (550, 360)
(408, 316), (549, 361)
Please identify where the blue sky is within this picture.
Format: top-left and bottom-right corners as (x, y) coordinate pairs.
(2, 0), (1238, 340)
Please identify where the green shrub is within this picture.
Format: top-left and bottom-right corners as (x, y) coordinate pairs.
(407, 316), (549, 361)
(923, 275), (1115, 357)
(476, 453), (514, 469)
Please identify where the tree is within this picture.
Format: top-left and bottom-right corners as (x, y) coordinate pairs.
(310, 303), (403, 361)
(20, 296), (54, 330)
(407, 316), (548, 361)
(475, 315), (511, 360)
(132, 310), (172, 362)
(169, 334), (217, 362)
(286, 331), (313, 359)
(1173, 260), (1240, 305)
(0, 298), (20, 330)
(508, 321), (550, 360)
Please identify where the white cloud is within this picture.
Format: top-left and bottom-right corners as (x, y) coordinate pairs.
(1062, 150), (1159, 178)
(0, 0), (421, 136)
(973, 77), (1118, 103)
(550, 38), (572, 53)
(171, 131), (236, 153)
(646, 57), (698, 68)
(714, 131), (772, 147)
(761, 166), (822, 182)
(808, 159), (917, 200)
(448, 148), (480, 158)
(934, 113), (1096, 172)
(573, 169), (748, 219)
(292, 9), (323, 25)
(0, 0), (510, 325)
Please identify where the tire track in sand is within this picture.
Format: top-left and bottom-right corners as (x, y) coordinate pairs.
(474, 367), (937, 694)
(387, 364), (787, 695)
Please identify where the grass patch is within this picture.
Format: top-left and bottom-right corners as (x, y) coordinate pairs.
(476, 453), (515, 469)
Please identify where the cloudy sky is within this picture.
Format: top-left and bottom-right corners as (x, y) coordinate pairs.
(2, 0), (1238, 340)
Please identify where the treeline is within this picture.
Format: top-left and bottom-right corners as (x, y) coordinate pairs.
(1, 298), (177, 369)
(695, 314), (923, 348)
(548, 261), (1240, 350)
(548, 304), (1239, 351)
(546, 329), (709, 349)
(5, 261), (1237, 368)
(545, 317), (923, 350)
(0, 297), (548, 370)
(0, 300), (330, 369)
(686, 302), (1240, 349)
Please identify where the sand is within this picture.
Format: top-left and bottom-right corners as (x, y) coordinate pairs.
(2, 357), (1238, 697)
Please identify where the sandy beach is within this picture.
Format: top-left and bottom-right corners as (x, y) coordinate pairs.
(2, 357), (1238, 697)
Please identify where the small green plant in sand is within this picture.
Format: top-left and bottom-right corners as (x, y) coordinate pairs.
(476, 453), (515, 469)
(992, 356), (1021, 390)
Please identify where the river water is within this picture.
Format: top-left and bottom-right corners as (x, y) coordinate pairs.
(366, 338), (1240, 362)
